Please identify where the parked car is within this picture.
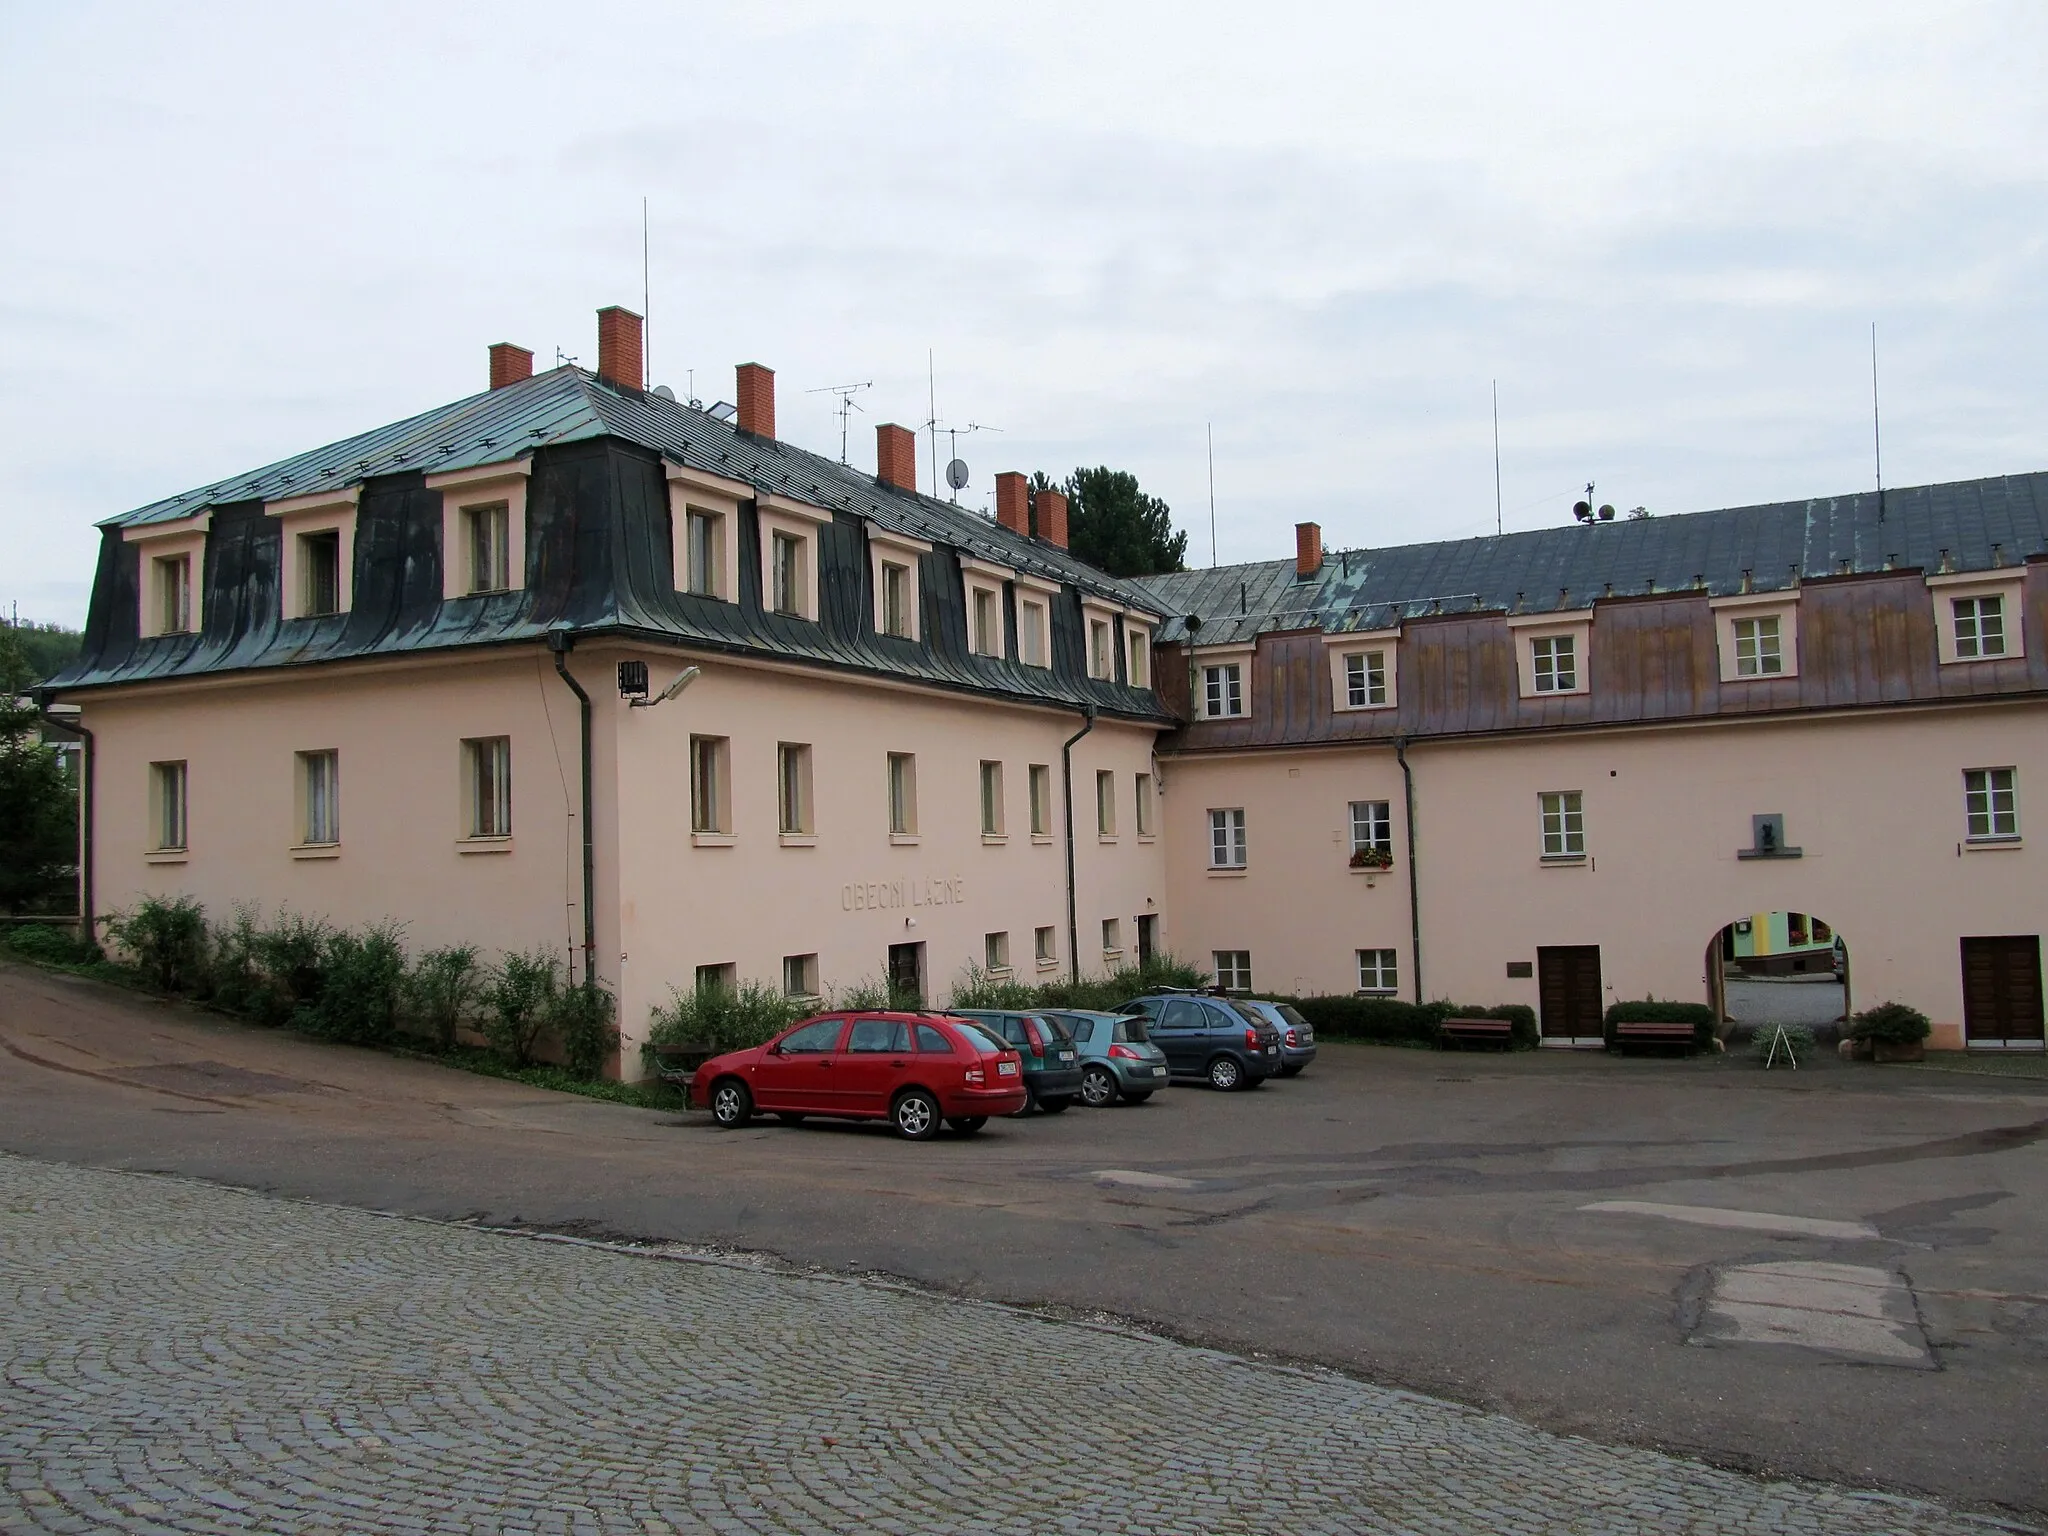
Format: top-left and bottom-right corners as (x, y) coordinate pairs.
(1040, 1010), (1171, 1105)
(690, 1012), (1027, 1139)
(1116, 994), (1283, 1090)
(945, 1009), (1085, 1112)
(1233, 999), (1318, 1076)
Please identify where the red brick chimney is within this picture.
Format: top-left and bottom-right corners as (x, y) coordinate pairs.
(1036, 488), (1070, 550)
(995, 473), (1029, 536)
(876, 423), (917, 492)
(596, 307), (643, 390)
(1296, 521), (1323, 578)
(489, 343), (533, 390)
(736, 363), (775, 438)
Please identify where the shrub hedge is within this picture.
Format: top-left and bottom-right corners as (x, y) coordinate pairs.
(1602, 999), (1717, 1049)
(1275, 995), (1538, 1049)
(1846, 1001), (1931, 1044)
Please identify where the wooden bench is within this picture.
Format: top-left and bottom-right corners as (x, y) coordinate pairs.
(1439, 1016), (1513, 1050)
(1611, 1021), (1698, 1054)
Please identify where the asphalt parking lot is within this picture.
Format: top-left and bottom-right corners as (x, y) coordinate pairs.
(3, 960), (2045, 1522)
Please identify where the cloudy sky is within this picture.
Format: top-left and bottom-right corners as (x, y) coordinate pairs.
(3, 1), (2044, 626)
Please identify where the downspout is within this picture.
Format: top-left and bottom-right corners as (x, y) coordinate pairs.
(1061, 707), (1097, 984)
(547, 630), (597, 987)
(34, 690), (91, 946)
(1395, 735), (1422, 1005)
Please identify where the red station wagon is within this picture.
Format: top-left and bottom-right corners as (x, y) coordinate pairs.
(691, 1012), (1028, 1139)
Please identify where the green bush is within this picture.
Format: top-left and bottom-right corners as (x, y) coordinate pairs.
(251, 911), (332, 1026)
(1, 922), (95, 965)
(1434, 1002), (1539, 1049)
(1603, 999), (1717, 1049)
(203, 906), (266, 1014)
(301, 923), (407, 1045)
(1846, 1001), (1931, 1045)
(645, 979), (806, 1057)
(481, 949), (558, 1068)
(402, 944), (482, 1050)
(552, 982), (621, 1079)
(1285, 994), (1440, 1045)
(948, 963), (1039, 1011)
(1751, 1023), (1816, 1063)
(107, 895), (209, 993)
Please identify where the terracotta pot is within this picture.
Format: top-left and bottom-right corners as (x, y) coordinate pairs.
(1872, 1039), (1926, 1063)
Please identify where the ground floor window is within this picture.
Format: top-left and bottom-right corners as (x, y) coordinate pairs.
(1349, 800), (1391, 857)
(1214, 950), (1251, 991)
(1102, 918), (1122, 956)
(1357, 948), (1398, 994)
(149, 760), (187, 852)
(696, 961), (736, 995)
(1209, 808), (1247, 868)
(691, 736), (730, 834)
(985, 931), (1010, 974)
(298, 750), (339, 846)
(1035, 926), (1057, 965)
(1965, 767), (2018, 840)
(1539, 790), (1584, 857)
(781, 953), (818, 999)
(464, 736), (511, 838)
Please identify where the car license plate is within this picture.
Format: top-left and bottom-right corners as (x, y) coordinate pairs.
(1059, 1051), (1075, 1062)
(1265, 1047), (1278, 1056)
(1151, 1066), (1167, 1076)
(997, 1061), (1018, 1076)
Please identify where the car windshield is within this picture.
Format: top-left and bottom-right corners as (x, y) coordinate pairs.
(1112, 1017), (1152, 1045)
(949, 1020), (1010, 1054)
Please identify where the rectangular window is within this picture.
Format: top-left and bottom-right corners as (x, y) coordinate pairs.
(299, 531), (341, 617)
(690, 736), (730, 834)
(1214, 950), (1252, 991)
(782, 953), (819, 999)
(972, 587), (999, 656)
(888, 752), (918, 836)
(881, 561), (911, 637)
(778, 743), (812, 835)
(1349, 800), (1392, 857)
(1209, 807), (1248, 869)
(1102, 918), (1122, 955)
(1035, 925), (1057, 964)
(771, 532), (804, 617)
(150, 761), (188, 852)
(468, 504), (511, 594)
(1028, 764), (1052, 837)
(684, 509), (721, 598)
(1733, 616), (1782, 676)
(697, 961), (737, 995)
(1203, 663), (1244, 718)
(1788, 912), (1810, 946)
(1089, 619), (1112, 679)
(1539, 790), (1585, 858)
(1127, 631), (1150, 689)
(1344, 650), (1387, 707)
(1531, 635), (1576, 693)
(1135, 773), (1154, 837)
(1954, 596), (2006, 659)
(153, 554), (193, 635)
(979, 760), (1005, 836)
(1357, 948), (1399, 994)
(464, 736), (512, 839)
(984, 932), (1010, 973)
(1096, 770), (1116, 836)
(299, 750), (339, 846)
(1019, 600), (1047, 667)
(1965, 767), (2019, 840)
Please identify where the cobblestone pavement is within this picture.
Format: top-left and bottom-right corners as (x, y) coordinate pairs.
(2, 1156), (2031, 1536)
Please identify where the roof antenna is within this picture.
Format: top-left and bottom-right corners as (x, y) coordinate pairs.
(1871, 321), (1885, 522)
(1207, 422), (1218, 567)
(806, 381), (873, 464)
(1492, 381), (1503, 536)
(923, 350), (939, 504)
(641, 196), (651, 390)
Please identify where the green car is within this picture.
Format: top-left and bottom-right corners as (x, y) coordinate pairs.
(945, 1009), (1084, 1113)
(1040, 1010), (1171, 1106)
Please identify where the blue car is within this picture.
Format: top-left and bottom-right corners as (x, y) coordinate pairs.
(1116, 993), (1283, 1091)
(1040, 1010), (1171, 1105)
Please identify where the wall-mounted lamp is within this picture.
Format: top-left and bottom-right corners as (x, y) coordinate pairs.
(620, 662), (701, 708)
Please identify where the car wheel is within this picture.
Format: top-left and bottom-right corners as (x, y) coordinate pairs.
(1122, 1091), (1153, 1105)
(1278, 1064), (1303, 1078)
(1037, 1096), (1073, 1114)
(1014, 1088), (1036, 1116)
(709, 1079), (752, 1128)
(1079, 1066), (1117, 1107)
(892, 1089), (941, 1140)
(776, 1112), (808, 1125)
(1207, 1055), (1244, 1091)
(946, 1116), (987, 1135)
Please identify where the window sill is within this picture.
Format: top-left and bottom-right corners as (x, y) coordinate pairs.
(889, 833), (920, 846)
(1102, 949), (1125, 963)
(290, 843), (341, 860)
(1539, 854), (1588, 867)
(1722, 670), (1794, 683)
(986, 967), (1014, 981)
(1136, 833), (1157, 844)
(1333, 701), (1395, 714)
(1201, 712), (1247, 722)
(1208, 866), (1248, 878)
(691, 832), (736, 848)
(1355, 988), (1399, 998)
(778, 833), (817, 848)
(1964, 836), (2023, 852)
(1030, 833), (1053, 845)
(981, 833), (1008, 846)
(1036, 957), (1060, 971)
(1098, 833), (1119, 844)
(456, 837), (513, 855)
(144, 849), (189, 865)
(1350, 864), (1395, 877)
(1939, 653), (2015, 666)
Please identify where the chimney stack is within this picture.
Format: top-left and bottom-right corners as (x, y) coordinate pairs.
(876, 423), (917, 492)
(1036, 487), (1070, 550)
(595, 306), (643, 390)
(489, 343), (533, 390)
(736, 362), (776, 438)
(995, 472), (1029, 536)
(1295, 521), (1323, 578)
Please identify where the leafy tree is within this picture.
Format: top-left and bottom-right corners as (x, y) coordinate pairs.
(2, 621), (83, 682)
(1031, 468), (1187, 578)
(0, 625), (79, 914)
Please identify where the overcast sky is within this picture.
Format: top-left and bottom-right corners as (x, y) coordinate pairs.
(3, 1), (2045, 626)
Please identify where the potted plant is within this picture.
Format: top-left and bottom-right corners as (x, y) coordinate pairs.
(1349, 844), (1394, 870)
(1845, 1001), (1932, 1063)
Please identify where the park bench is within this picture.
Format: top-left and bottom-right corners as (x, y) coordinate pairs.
(1611, 1021), (1697, 1054)
(1438, 1016), (1513, 1050)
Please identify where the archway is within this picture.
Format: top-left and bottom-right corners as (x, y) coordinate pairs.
(1705, 910), (1849, 1038)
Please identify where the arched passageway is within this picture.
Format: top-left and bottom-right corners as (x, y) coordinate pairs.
(1705, 910), (1848, 1034)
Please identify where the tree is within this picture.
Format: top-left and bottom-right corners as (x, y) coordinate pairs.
(3, 621), (83, 681)
(0, 625), (79, 914)
(1032, 467), (1187, 578)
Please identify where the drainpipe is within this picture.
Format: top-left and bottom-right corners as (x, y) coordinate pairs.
(1061, 707), (1097, 984)
(547, 630), (597, 987)
(34, 690), (92, 947)
(1395, 735), (1421, 1004)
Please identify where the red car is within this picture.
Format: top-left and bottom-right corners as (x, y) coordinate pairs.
(691, 1012), (1028, 1139)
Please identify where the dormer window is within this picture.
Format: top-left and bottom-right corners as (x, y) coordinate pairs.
(1325, 629), (1400, 712)
(1532, 635), (1575, 692)
(1090, 618), (1112, 678)
(300, 530), (341, 616)
(467, 505), (510, 594)
(1347, 651), (1385, 704)
(1928, 571), (2026, 666)
(267, 486), (359, 621)
(973, 587), (999, 655)
(772, 533), (806, 616)
(1711, 593), (1800, 682)
(663, 463), (749, 603)
(153, 553), (193, 635)
(882, 561), (913, 637)
(1126, 627), (1152, 689)
(430, 461), (530, 602)
(1508, 614), (1592, 699)
(1203, 662), (1246, 718)
(867, 528), (929, 639)
(1954, 595), (2005, 658)
(124, 511), (209, 639)
(1013, 576), (1058, 669)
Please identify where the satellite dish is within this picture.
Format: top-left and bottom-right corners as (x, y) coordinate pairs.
(652, 384), (676, 401)
(1597, 504), (1616, 521)
(946, 458), (970, 491)
(1573, 501), (1593, 523)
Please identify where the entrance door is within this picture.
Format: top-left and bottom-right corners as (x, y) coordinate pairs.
(1537, 945), (1604, 1046)
(887, 942), (925, 1008)
(1136, 914), (1158, 968)
(1961, 936), (2045, 1049)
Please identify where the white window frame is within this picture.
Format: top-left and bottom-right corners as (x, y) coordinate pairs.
(153, 551), (194, 635)
(123, 514), (209, 638)
(1096, 769), (1117, 839)
(1710, 592), (1800, 682)
(1028, 763), (1053, 840)
(1081, 598), (1122, 681)
(1197, 646), (1254, 719)
(962, 558), (1015, 660)
(296, 749), (340, 849)
(1964, 767), (2019, 842)
(888, 752), (919, 839)
(465, 503), (512, 596)
(979, 760), (1006, 839)
(1929, 571), (2026, 665)
(1214, 950), (1252, 991)
(1357, 948), (1399, 995)
(1539, 789), (1585, 860)
(782, 953), (820, 1000)
(149, 760), (188, 853)
(266, 487), (360, 621)
(1126, 624), (1154, 689)
(758, 493), (832, 622)
(778, 743), (814, 838)
(1014, 575), (1059, 669)
(690, 735), (731, 837)
(1507, 614), (1592, 699)
(462, 736), (512, 841)
(428, 462), (530, 602)
(663, 463), (749, 603)
(1209, 807), (1248, 870)
(1326, 629), (1400, 712)
(1349, 800), (1392, 857)
(869, 529), (932, 641)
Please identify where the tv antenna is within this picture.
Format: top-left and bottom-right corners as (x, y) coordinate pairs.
(1572, 482), (1616, 523)
(935, 421), (1002, 504)
(806, 380), (873, 464)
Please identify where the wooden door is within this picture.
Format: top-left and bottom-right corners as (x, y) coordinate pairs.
(1961, 936), (2044, 1045)
(1537, 946), (1603, 1040)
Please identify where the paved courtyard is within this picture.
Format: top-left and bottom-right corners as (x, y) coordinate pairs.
(0, 1154), (2026, 1536)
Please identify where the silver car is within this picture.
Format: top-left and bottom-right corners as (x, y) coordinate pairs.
(1234, 999), (1318, 1077)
